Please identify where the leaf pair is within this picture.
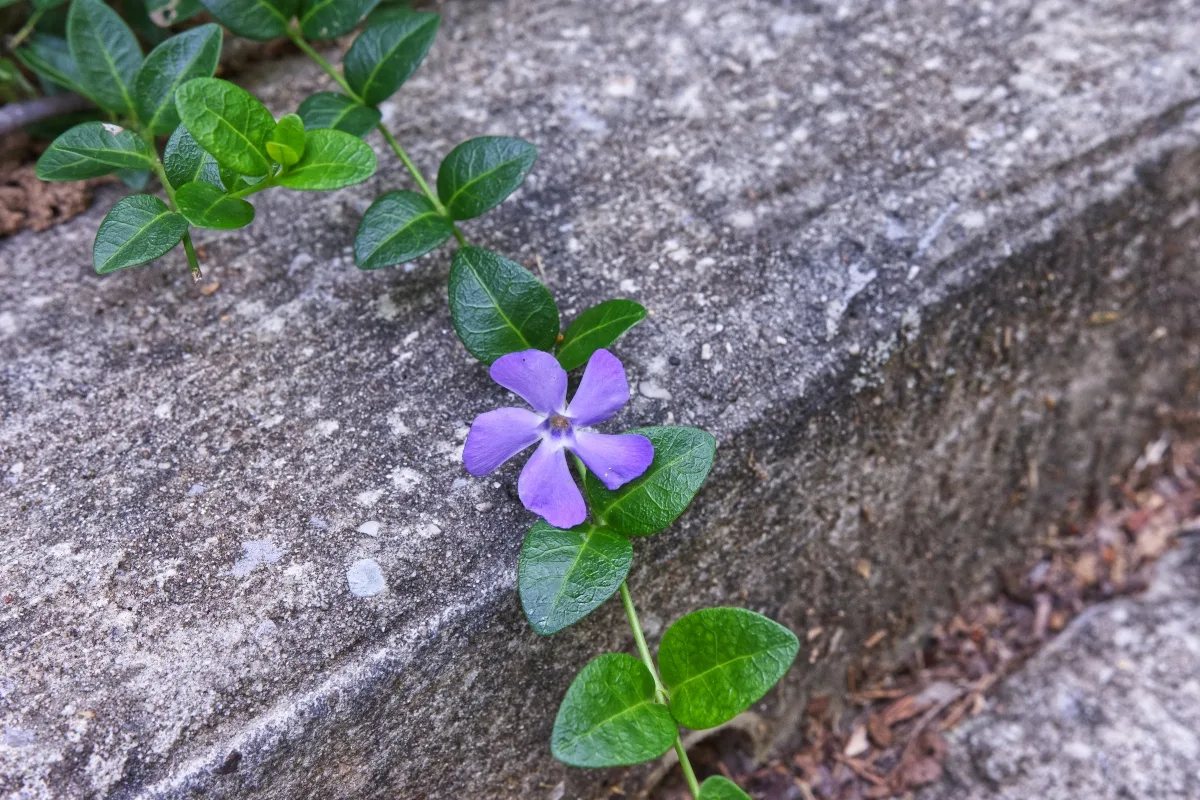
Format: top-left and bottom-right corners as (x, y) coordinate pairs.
(550, 609), (798, 767)
(354, 137), (537, 271)
(446, 246), (646, 374)
(518, 427), (716, 636)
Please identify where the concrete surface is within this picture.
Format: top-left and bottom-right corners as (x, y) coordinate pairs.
(2, 0), (1200, 797)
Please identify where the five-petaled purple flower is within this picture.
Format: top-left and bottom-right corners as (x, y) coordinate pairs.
(463, 349), (653, 528)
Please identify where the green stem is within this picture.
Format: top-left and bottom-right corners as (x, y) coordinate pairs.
(146, 143), (202, 281)
(618, 582), (702, 800)
(228, 178), (273, 200)
(287, 27), (468, 245)
(286, 29), (358, 98)
(10, 9), (43, 49)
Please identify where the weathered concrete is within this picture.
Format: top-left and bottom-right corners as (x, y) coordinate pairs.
(2, 0), (1200, 797)
(922, 535), (1200, 800)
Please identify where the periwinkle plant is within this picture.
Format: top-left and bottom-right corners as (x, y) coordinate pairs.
(23, 0), (378, 278)
(20, 2), (800, 796)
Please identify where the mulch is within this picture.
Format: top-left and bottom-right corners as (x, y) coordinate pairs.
(649, 430), (1200, 800)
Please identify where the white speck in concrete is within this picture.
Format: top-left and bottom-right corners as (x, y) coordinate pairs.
(357, 521), (381, 537)
(231, 540), (283, 578)
(701, 343), (713, 360)
(619, 278), (638, 292)
(376, 293), (400, 321)
(347, 559), (386, 597)
(917, 202), (961, 255)
(390, 467), (425, 493)
(639, 380), (673, 401)
(186, 484), (206, 496)
(355, 489), (384, 507)
(153, 402), (172, 420)
(315, 420), (339, 437)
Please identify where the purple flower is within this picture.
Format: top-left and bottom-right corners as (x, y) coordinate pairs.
(463, 348), (654, 528)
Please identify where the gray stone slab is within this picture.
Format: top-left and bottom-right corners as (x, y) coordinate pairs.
(921, 535), (1200, 800)
(2, 0), (1200, 797)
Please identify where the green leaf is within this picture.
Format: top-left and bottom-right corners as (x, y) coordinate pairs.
(550, 653), (677, 768)
(163, 124), (225, 190)
(266, 112), (306, 166)
(92, 194), (188, 274)
(275, 128), (375, 190)
(176, 77), (276, 177)
(518, 522), (632, 636)
(198, 0), (297, 40)
(699, 776), (753, 800)
(15, 34), (88, 97)
(296, 91), (381, 138)
(175, 181), (255, 229)
(343, 12), (438, 106)
(585, 427), (716, 537)
(67, 0), (143, 116)
(556, 299), (647, 371)
(298, 0), (378, 39)
(447, 246), (560, 364)
(134, 24), (223, 135)
(36, 121), (154, 181)
(436, 136), (537, 221)
(658, 608), (799, 730)
(354, 190), (452, 270)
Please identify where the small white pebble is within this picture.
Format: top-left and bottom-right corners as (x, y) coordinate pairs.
(357, 521), (381, 537)
(701, 343), (713, 360)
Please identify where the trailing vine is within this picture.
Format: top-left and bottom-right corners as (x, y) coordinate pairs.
(16, 2), (801, 796)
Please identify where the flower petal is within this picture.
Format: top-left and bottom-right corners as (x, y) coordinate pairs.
(463, 407), (544, 476)
(566, 349), (629, 427)
(571, 431), (654, 490)
(489, 350), (568, 415)
(518, 440), (586, 528)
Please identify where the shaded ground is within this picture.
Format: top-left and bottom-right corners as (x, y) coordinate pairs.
(651, 429), (1200, 800)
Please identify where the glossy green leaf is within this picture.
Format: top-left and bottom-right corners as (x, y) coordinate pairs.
(93, 194), (188, 274)
(198, 0), (297, 40)
(15, 34), (89, 96)
(134, 23), (223, 134)
(585, 426), (716, 537)
(296, 91), (381, 138)
(176, 77), (275, 177)
(275, 128), (375, 190)
(36, 122), (154, 181)
(343, 12), (438, 106)
(354, 190), (451, 270)
(298, 0), (378, 38)
(266, 112), (306, 166)
(448, 246), (560, 364)
(436, 136), (536, 221)
(163, 125), (225, 190)
(67, 0), (143, 116)
(699, 776), (753, 800)
(556, 299), (647, 371)
(175, 181), (255, 229)
(659, 608), (799, 730)
(550, 653), (676, 768)
(518, 522), (632, 636)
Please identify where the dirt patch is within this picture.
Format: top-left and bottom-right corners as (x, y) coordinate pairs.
(649, 427), (1200, 800)
(0, 133), (98, 237)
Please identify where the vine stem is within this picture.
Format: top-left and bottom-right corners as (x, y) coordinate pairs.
(10, 9), (43, 49)
(286, 27), (467, 246)
(145, 135), (202, 281)
(618, 582), (702, 800)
